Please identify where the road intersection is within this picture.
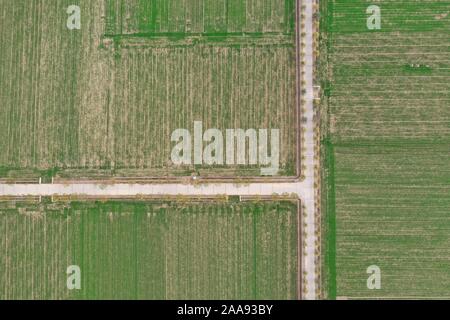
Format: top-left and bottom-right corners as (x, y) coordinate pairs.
(0, 0), (318, 300)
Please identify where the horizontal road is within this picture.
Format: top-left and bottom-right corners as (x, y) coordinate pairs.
(0, 181), (308, 198)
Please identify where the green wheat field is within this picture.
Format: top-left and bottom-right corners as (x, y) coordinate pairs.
(0, 199), (299, 299)
(321, 0), (450, 299)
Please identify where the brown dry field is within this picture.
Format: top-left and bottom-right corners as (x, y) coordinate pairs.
(0, 0), (299, 181)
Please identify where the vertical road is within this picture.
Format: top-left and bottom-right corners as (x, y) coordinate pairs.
(297, 0), (317, 300)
